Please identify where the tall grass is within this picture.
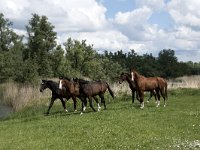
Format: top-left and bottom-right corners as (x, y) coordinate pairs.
(0, 81), (50, 111)
(168, 75), (200, 89)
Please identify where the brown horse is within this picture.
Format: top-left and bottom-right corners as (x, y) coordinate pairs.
(77, 79), (114, 111)
(58, 78), (110, 114)
(130, 69), (167, 108)
(118, 72), (157, 103)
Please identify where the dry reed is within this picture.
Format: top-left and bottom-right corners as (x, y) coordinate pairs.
(0, 81), (50, 111)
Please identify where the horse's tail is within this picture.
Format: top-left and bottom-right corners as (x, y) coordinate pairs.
(106, 82), (115, 98)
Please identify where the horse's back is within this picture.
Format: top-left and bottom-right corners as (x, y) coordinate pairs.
(80, 81), (106, 96)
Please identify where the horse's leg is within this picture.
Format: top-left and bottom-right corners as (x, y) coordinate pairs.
(147, 90), (157, 103)
(60, 98), (68, 112)
(160, 88), (166, 107)
(136, 91), (139, 101)
(139, 91), (144, 109)
(88, 96), (96, 112)
(46, 97), (55, 115)
(99, 93), (106, 110)
(156, 89), (161, 107)
(80, 97), (87, 115)
(147, 91), (153, 103)
(93, 96), (101, 111)
(72, 97), (77, 112)
(132, 90), (135, 103)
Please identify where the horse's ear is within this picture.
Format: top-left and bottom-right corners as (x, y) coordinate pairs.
(42, 79), (45, 83)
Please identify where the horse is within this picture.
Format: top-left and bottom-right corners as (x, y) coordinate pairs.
(59, 78), (114, 114)
(130, 69), (167, 108)
(40, 79), (77, 115)
(58, 78), (94, 114)
(74, 78), (114, 111)
(118, 72), (157, 103)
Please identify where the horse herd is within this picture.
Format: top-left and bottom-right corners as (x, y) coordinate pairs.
(40, 69), (168, 115)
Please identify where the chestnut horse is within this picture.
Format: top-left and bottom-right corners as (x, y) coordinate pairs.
(118, 72), (157, 103)
(40, 79), (77, 114)
(130, 69), (168, 108)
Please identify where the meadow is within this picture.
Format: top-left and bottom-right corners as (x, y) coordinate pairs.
(0, 88), (200, 150)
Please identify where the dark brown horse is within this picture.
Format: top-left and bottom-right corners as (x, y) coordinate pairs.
(39, 79), (77, 114)
(77, 79), (114, 111)
(130, 69), (168, 108)
(118, 72), (157, 103)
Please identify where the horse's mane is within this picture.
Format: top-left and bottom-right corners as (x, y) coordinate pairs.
(74, 78), (90, 84)
(42, 80), (59, 92)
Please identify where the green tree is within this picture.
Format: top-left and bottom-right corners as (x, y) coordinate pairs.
(64, 38), (96, 77)
(158, 49), (179, 78)
(0, 13), (25, 82)
(25, 14), (57, 77)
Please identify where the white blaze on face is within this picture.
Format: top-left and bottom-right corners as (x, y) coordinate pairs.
(131, 72), (134, 81)
(59, 80), (62, 89)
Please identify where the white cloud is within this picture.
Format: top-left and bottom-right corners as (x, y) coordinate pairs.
(1, 0), (200, 62)
(167, 0), (200, 28)
(114, 6), (152, 25)
(136, 0), (165, 11)
(0, 0), (108, 32)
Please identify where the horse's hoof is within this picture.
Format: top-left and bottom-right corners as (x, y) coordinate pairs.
(74, 110), (77, 112)
(83, 107), (86, 112)
(80, 112), (83, 115)
(65, 109), (68, 112)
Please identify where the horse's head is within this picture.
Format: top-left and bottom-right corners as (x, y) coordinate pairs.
(118, 72), (126, 84)
(40, 80), (48, 92)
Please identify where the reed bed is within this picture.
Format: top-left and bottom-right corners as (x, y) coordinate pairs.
(168, 75), (200, 89)
(0, 81), (50, 111)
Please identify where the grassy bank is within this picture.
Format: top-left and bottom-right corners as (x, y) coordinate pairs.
(0, 89), (200, 149)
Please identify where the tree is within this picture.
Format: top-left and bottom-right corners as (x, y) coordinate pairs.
(157, 49), (179, 78)
(64, 38), (96, 77)
(25, 14), (57, 77)
(0, 13), (25, 82)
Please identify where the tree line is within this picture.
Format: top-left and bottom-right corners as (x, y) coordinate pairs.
(0, 13), (200, 83)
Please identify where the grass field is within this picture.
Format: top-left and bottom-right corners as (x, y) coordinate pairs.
(0, 89), (200, 150)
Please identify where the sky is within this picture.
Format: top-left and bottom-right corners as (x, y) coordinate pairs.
(0, 0), (200, 62)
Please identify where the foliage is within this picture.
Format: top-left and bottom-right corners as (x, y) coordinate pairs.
(25, 14), (57, 77)
(0, 13), (200, 83)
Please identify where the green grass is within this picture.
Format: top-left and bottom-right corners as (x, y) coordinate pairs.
(0, 89), (200, 150)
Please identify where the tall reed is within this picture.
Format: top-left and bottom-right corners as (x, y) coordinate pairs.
(0, 81), (50, 111)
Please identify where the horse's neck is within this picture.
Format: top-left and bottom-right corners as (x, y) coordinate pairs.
(126, 75), (133, 84)
(134, 72), (145, 83)
(48, 82), (57, 93)
(125, 75), (136, 89)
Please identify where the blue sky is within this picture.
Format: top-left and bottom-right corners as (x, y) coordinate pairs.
(0, 0), (200, 62)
